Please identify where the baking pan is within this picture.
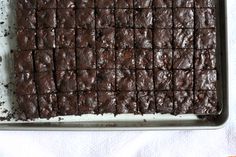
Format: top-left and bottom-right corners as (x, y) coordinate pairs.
(0, 0), (228, 130)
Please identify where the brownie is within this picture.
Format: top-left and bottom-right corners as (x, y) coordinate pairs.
(173, 0), (194, 7)
(196, 29), (216, 49)
(195, 70), (217, 90)
(55, 49), (76, 70)
(78, 91), (98, 114)
(116, 49), (135, 69)
(153, 0), (172, 7)
(38, 94), (58, 118)
(15, 73), (36, 95)
(115, 9), (133, 28)
(14, 51), (34, 73)
(56, 71), (77, 92)
(174, 70), (193, 90)
(135, 29), (152, 48)
(37, 9), (56, 28)
(58, 92), (78, 115)
(134, 9), (153, 28)
(17, 9), (36, 29)
(97, 48), (115, 69)
(154, 8), (172, 28)
(196, 8), (216, 28)
(56, 29), (75, 48)
(174, 8), (194, 28)
(17, 29), (36, 50)
(116, 29), (134, 48)
(35, 50), (54, 72)
(96, 28), (115, 48)
(173, 49), (194, 70)
(116, 69), (136, 91)
(76, 0), (94, 8)
(17, 0), (36, 9)
(77, 70), (97, 90)
(116, 92), (137, 114)
(174, 29), (194, 48)
(154, 29), (172, 48)
(77, 48), (96, 69)
(76, 29), (95, 48)
(136, 49), (153, 69)
(195, 49), (216, 70)
(155, 91), (173, 113)
(37, 0), (57, 9)
(137, 91), (155, 114)
(35, 72), (56, 94)
(154, 70), (172, 90)
(137, 70), (154, 90)
(57, 0), (75, 8)
(37, 29), (55, 49)
(195, 0), (215, 8)
(96, 9), (115, 28)
(134, 0), (153, 8)
(57, 9), (75, 28)
(96, 0), (114, 8)
(174, 91), (193, 114)
(154, 49), (172, 70)
(76, 9), (95, 28)
(194, 91), (217, 114)
(16, 95), (39, 119)
(98, 92), (116, 114)
(115, 0), (133, 8)
(97, 69), (116, 91)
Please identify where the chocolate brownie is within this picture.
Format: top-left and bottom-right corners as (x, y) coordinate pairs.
(137, 91), (155, 114)
(15, 73), (36, 95)
(78, 91), (98, 114)
(17, 29), (36, 50)
(17, 9), (36, 29)
(116, 69), (136, 91)
(55, 49), (76, 70)
(35, 72), (56, 94)
(58, 92), (78, 115)
(115, 9), (133, 28)
(35, 50), (54, 72)
(77, 70), (97, 90)
(97, 48), (115, 69)
(76, 9), (95, 28)
(56, 71), (77, 92)
(37, 9), (56, 28)
(38, 94), (58, 118)
(14, 51), (34, 73)
(116, 49), (135, 69)
(116, 92), (137, 114)
(155, 91), (173, 113)
(154, 8), (172, 28)
(37, 29), (55, 49)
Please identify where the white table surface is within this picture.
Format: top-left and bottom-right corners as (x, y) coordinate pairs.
(0, 1), (235, 157)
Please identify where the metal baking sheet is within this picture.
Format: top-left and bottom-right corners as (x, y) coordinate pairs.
(0, 0), (228, 130)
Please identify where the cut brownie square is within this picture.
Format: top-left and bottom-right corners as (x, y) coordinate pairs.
(195, 0), (215, 8)
(35, 50), (54, 72)
(96, 28), (115, 48)
(55, 49), (76, 70)
(14, 51), (34, 73)
(194, 91), (217, 114)
(174, 70), (193, 90)
(116, 29), (134, 48)
(174, 91), (193, 114)
(115, 9), (133, 28)
(58, 92), (78, 115)
(174, 29), (194, 48)
(77, 70), (97, 90)
(76, 0), (94, 8)
(134, 9), (153, 28)
(76, 9), (95, 28)
(78, 91), (98, 114)
(116, 92), (137, 114)
(137, 91), (155, 114)
(137, 70), (154, 90)
(38, 94), (58, 118)
(116, 49), (135, 69)
(116, 69), (136, 91)
(97, 69), (115, 91)
(195, 70), (217, 90)
(135, 29), (152, 48)
(196, 8), (216, 28)
(154, 70), (172, 90)
(37, 0), (57, 9)
(56, 28), (75, 48)
(17, 29), (36, 50)
(153, 29), (172, 48)
(57, 0), (75, 8)
(173, 49), (194, 70)
(77, 48), (96, 69)
(57, 9), (75, 28)
(37, 9), (56, 28)
(174, 8), (194, 28)
(17, 9), (36, 29)
(173, 0), (194, 7)
(155, 91), (173, 113)
(17, 95), (39, 119)
(134, 0), (153, 8)
(136, 49), (153, 69)
(76, 29), (95, 48)
(17, 0), (36, 9)
(153, 0), (172, 7)
(154, 49), (172, 70)
(115, 0), (133, 8)
(96, 0), (114, 8)
(195, 49), (216, 70)
(35, 72), (56, 94)
(97, 48), (115, 69)
(154, 8), (172, 28)
(15, 73), (36, 95)
(56, 71), (77, 92)
(96, 9), (115, 28)
(98, 92), (116, 114)
(196, 29), (216, 49)
(37, 28), (55, 49)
